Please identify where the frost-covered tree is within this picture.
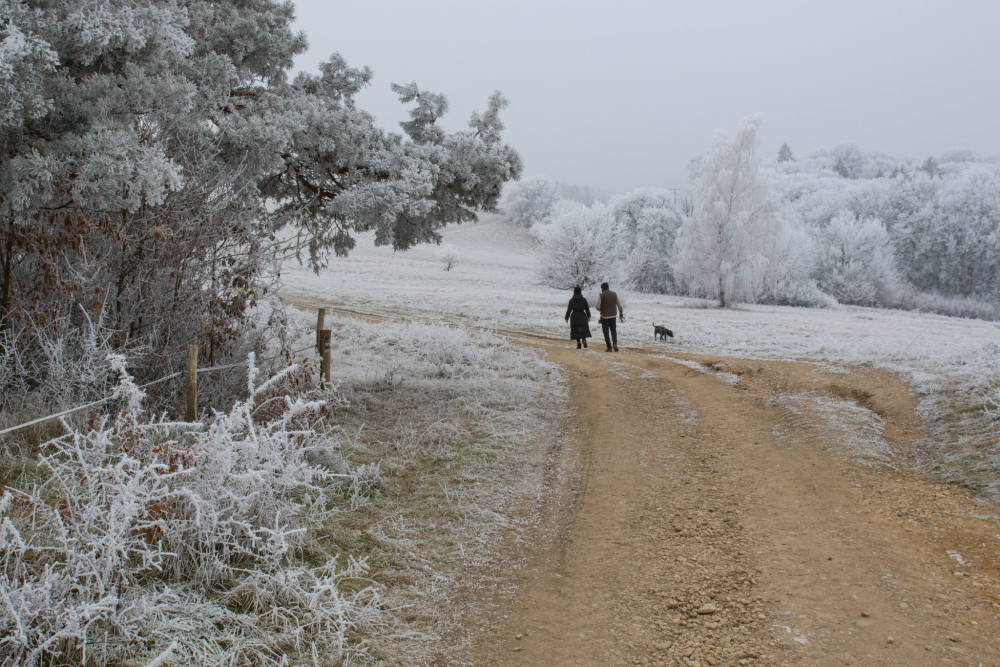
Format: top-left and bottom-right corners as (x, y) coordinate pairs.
(676, 117), (774, 307)
(777, 142), (794, 163)
(920, 156), (940, 178)
(536, 201), (612, 290)
(768, 140), (1000, 316)
(832, 144), (872, 179)
(0, 0), (277, 390)
(270, 76), (522, 262)
(813, 210), (901, 306)
(0, 1), (521, 412)
(923, 165), (1000, 297)
(605, 189), (683, 293)
(499, 175), (562, 227)
(758, 209), (832, 307)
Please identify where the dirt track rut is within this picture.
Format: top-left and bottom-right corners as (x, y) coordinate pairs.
(466, 340), (1000, 666)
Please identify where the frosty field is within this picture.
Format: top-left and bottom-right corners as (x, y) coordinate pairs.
(282, 213), (1000, 492)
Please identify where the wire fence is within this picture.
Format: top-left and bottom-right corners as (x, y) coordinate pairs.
(0, 343), (318, 439)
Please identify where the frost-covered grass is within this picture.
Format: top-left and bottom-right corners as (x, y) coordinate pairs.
(0, 318), (563, 665)
(769, 392), (894, 466)
(291, 312), (565, 663)
(0, 355), (382, 665)
(282, 214), (1000, 497)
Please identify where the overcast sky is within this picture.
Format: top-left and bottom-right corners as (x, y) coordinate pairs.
(291, 0), (1000, 193)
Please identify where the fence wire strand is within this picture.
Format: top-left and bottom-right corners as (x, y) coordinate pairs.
(0, 343), (321, 438)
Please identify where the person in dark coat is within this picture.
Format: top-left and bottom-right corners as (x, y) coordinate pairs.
(564, 285), (592, 349)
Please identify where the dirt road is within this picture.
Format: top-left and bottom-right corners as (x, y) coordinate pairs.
(465, 339), (1000, 666)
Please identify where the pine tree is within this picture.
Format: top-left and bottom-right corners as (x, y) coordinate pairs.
(0, 0), (522, 408)
(777, 142), (794, 162)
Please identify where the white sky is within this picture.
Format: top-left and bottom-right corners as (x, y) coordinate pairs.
(290, 0), (1000, 193)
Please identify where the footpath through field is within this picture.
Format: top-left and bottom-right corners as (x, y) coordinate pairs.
(465, 338), (1000, 666)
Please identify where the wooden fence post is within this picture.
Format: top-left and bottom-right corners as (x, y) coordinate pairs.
(186, 345), (198, 421)
(320, 329), (332, 387)
(316, 308), (326, 352)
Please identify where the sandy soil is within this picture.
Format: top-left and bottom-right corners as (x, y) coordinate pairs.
(461, 336), (1000, 667)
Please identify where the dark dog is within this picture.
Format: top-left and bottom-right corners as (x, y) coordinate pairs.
(653, 323), (674, 341)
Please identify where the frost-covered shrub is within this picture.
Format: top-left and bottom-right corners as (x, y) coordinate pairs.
(813, 210), (902, 307)
(349, 462), (385, 509)
(438, 244), (458, 271)
(0, 355), (381, 666)
(758, 212), (835, 308)
(897, 290), (1000, 322)
(0, 309), (118, 423)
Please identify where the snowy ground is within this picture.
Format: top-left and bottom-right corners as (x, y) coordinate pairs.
(282, 215), (999, 392)
(281, 213), (1000, 490)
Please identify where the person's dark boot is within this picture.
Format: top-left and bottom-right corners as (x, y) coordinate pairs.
(613, 345), (619, 352)
(582, 339), (587, 348)
(576, 342), (582, 349)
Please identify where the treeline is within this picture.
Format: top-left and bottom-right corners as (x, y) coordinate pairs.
(504, 122), (1000, 319)
(0, 0), (520, 420)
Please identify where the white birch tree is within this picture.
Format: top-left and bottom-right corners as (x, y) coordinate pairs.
(676, 117), (774, 307)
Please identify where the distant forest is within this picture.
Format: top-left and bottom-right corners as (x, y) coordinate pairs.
(504, 126), (1000, 320)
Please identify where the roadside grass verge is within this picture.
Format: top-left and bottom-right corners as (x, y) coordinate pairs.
(309, 314), (566, 663)
(913, 345), (1000, 499)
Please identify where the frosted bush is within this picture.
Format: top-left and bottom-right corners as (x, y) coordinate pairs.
(813, 210), (902, 307)
(349, 462), (385, 509)
(0, 355), (381, 666)
(438, 244), (458, 271)
(0, 308), (118, 424)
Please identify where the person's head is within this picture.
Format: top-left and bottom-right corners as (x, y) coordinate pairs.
(573, 285), (582, 295)
(601, 282), (609, 291)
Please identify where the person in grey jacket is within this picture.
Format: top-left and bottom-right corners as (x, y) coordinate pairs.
(595, 282), (624, 351)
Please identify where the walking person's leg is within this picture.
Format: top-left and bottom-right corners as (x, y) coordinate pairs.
(610, 320), (619, 351)
(601, 318), (613, 351)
